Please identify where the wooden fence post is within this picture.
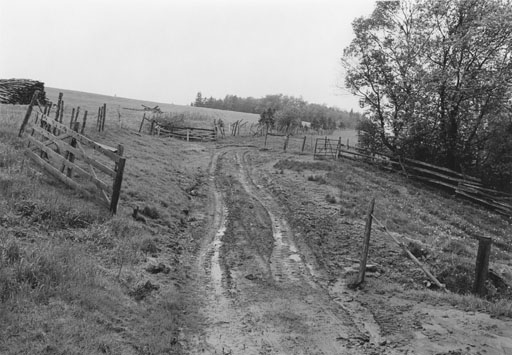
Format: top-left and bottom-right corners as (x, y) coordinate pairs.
(313, 138), (318, 159)
(139, 113), (146, 133)
(110, 154), (126, 215)
(301, 136), (307, 152)
(55, 92), (63, 121)
(101, 103), (106, 132)
(81, 111), (88, 134)
(18, 90), (40, 137)
(283, 135), (289, 151)
(356, 197), (375, 285)
(264, 127), (268, 147)
(59, 101), (64, 123)
(70, 107), (76, 129)
(150, 119), (155, 135)
(65, 122), (80, 178)
(336, 137), (342, 158)
(474, 236), (492, 296)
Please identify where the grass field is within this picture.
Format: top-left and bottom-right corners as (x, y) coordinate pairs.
(45, 87), (261, 132)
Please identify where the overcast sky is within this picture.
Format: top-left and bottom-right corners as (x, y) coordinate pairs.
(1, 0), (376, 111)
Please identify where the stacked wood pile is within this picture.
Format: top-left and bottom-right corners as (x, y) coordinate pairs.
(0, 79), (46, 104)
(313, 137), (512, 216)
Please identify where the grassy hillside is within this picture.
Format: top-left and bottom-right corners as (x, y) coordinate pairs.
(45, 87), (261, 131)
(0, 88), (218, 354)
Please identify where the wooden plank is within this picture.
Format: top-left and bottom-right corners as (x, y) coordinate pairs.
(31, 126), (116, 177)
(39, 115), (120, 162)
(27, 135), (113, 193)
(76, 141), (111, 205)
(25, 150), (94, 199)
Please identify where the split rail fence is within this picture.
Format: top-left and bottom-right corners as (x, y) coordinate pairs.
(19, 91), (126, 214)
(139, 114), (217, 142)
(313, 137), (512, 216)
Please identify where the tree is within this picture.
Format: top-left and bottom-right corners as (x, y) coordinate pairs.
(259, 108), (275, 130)
(193, 92), (204, 107)
(343, 0), (512, 173)
(275, 106), (301, 133)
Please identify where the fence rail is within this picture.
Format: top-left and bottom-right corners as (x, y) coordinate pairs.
(19, 92), (126, 214)
(138, 114), (217, 141)
(313, 137), (512, 216)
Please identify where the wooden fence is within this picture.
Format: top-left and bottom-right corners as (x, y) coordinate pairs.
(139, 115), (217, 141)
(313, 137), (512, 216)
(19, 92), (126, 214)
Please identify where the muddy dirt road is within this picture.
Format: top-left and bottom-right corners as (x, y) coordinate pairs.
(188, 148), (393, 355)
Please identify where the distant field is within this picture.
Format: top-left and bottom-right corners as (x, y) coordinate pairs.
(45, 87), (261, 131)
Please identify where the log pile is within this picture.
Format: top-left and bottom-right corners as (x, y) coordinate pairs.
(0, 79), (46, 105)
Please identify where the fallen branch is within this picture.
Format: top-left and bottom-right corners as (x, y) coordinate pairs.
(371, 214), (448, 292)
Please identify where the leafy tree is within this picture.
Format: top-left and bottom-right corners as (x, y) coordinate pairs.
(275, 106), (301, 133)
(343, 0), (512, 174)
(259, 108), (275, 130)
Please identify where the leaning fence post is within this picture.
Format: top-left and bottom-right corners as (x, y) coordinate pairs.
(356, 198), (375, 286)
(301, 136), (307, 152)
(138, 113), (146, 133)
(18, 90), (40, 137)
(474, 236), (492, 296)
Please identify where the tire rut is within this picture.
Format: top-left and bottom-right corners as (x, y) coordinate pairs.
(193, 148), (386, 354)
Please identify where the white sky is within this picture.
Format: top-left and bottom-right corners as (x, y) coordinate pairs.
(0, 0), (375, 111)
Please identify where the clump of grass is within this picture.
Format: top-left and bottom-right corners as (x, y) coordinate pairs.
(142, 205), (160, 219)
(325, 194), (337, 204)
(0, 239), (99, 304)
(140, 237), (159, 255)
(308, 175), (327, 184)
(441, 239), (473, 257)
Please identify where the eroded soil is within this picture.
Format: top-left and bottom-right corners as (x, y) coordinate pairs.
(184, 145), (512, 355)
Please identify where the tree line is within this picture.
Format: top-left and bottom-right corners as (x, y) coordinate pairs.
(343, 0), (512, 191)
(191, 92), (362, 131)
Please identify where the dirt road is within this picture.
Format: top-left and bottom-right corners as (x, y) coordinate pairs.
(188, 147), (393, 355)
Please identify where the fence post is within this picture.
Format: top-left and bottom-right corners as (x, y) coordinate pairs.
(336, 137), (342, 158)
(18, 90), (40, 137)
(70, 107), (76, 129)
(264, 127), (268, 147)
(55, 92), (63, 121)
(59, 100), (64, 123)
(356, 197), (375, 285)
(101, 103), (106, 132)
(139, 113), (146, 133)
(81, 111), (88, 134)
(324, 136), (327, 153)
(283, 135), (289, 151)
(474, 236), (492, 296)
(110, 154), (126, 215)
(313, 138), (318, 159)
(301, 136), (307, 152)
(149, 119), (155, 135)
